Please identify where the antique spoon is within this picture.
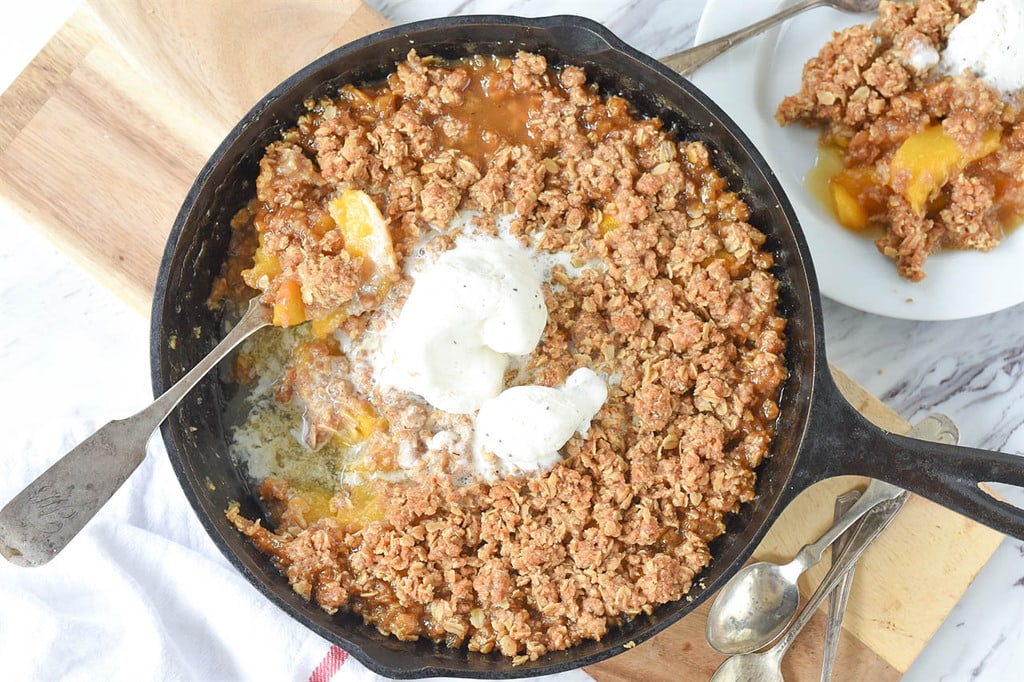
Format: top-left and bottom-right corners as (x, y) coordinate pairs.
(705, 480), (902, 654)
(660, 0), (881, 76)
(705, 413), (959, 655)
(819, 490), (861, 681)
(0, 298), (272, 568)
(709, 491), (908, 682)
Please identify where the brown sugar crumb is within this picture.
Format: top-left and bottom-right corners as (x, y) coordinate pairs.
(217, 50), (787, 661)
(777, 0), (1024, 281)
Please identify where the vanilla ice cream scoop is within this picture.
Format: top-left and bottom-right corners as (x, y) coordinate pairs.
(473, 367), (608, 475)
(941, 0), (1024, 94)
(377, 236), (547, 414)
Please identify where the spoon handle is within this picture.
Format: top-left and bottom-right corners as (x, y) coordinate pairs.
(775, 490), (910, 656)
(820, 490), (861, 682)
(0, 299), (271, 567)
(786, 478), (903, 577)
(659, 0), (825, 75)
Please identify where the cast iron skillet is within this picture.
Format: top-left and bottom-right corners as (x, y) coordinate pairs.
(150, 15), (1024, 679)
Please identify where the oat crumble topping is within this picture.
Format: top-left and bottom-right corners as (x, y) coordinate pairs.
(212, 50), (788, 661)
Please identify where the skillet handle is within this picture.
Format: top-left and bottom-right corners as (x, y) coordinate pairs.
(804, 377), (1024, 540)
(871, 430), (1024, 540)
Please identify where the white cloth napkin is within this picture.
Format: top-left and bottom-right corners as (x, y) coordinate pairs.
(0, 418), (594, 682)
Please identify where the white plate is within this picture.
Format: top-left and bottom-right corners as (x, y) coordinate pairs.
(690, 0), (1024, 320)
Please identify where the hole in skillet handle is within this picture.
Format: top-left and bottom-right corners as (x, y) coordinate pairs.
(149, 13), (826, 680)
(979, 482), (1024, 509)
(799, 372), (1024, 541)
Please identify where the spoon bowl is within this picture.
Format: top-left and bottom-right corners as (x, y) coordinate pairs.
(704, 561), (802, 655)
(711, 648), (785, 682)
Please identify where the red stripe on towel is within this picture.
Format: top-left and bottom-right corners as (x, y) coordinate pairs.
(308, 645), (349, 682)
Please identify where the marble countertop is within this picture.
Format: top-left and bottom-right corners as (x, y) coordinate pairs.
(1, 1), (1022, 680)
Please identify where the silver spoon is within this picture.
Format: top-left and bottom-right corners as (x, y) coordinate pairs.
(706, 413), (959, 655)
(709, 490), (908, 682)
(713, 412), (958, 682)
(0, 298), (272, 567)
(660, 0), (881, 76)
(705, 479), (902, 654)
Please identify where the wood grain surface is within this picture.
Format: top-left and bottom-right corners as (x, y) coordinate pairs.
(0, 0), (389, 314)
(0, 2), (1004, 679)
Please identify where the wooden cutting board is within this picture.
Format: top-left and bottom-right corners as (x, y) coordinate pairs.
(0, 2), (1005, 679)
